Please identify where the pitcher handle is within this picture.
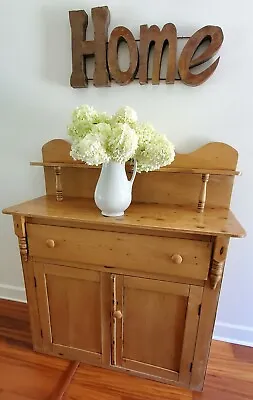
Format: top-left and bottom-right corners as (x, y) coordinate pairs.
(129, 159), (137, 186)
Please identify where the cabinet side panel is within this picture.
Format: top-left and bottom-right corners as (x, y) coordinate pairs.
(190, 237), (229, 390)
(22, 261), (43, 351)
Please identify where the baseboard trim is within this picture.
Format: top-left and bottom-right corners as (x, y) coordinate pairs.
(214, 321), (253, 347)
(0, 284), (26, 303)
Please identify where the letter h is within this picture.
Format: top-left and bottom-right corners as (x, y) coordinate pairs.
(69, 7), (110, 87)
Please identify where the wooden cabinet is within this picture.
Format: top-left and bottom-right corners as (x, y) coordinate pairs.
(32, 261), (203, 387)
(34, 263), (111, 366)
(113, 275), (202, 385)
(2, 140), (245, 392)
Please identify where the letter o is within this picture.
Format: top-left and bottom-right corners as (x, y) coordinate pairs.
(108, 26), (139, 85)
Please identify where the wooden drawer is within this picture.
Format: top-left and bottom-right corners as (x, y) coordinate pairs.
(27, 224), (212, 280)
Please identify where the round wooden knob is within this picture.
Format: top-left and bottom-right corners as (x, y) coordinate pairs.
(171, 254), (183, 264)
(113, 310), (123, 319)
(46, 239), (55, 248)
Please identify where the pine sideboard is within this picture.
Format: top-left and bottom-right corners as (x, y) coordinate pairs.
(3, 140), (245, 392)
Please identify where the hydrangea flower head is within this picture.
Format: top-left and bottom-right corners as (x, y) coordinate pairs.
(68, 105), (175, 172)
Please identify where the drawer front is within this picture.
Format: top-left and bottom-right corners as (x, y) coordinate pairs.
(27, 224), (212, 280)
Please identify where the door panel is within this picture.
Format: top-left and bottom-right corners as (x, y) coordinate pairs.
(34, 263), (110, 366)
(123, 279), (188, 372)
(46, 273), (101, 353)
(113, 275), (202, 384)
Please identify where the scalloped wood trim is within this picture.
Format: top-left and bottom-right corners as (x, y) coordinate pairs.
(41, 140), (238, 172)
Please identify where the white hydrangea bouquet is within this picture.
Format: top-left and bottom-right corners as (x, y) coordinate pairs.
(68, 105), (175, 217)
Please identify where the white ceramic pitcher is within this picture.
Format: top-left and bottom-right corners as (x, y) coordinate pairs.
(94, 160), (137, 217)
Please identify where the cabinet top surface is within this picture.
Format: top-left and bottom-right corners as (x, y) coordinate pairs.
(3, 196), (245, 238)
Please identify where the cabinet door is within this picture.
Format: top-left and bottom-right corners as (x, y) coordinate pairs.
(34, 263), (111, 366)
(112, 275), (202, 385)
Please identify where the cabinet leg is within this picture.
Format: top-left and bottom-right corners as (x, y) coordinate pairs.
(48, 361), (80, 400)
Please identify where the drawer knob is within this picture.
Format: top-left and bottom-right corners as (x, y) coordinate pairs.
(171, 254), (183, 264)
(46, 239), (55, 248)
(113, 310), (123, 319)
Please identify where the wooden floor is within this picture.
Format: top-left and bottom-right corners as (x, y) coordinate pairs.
(0, 299), (252, 400)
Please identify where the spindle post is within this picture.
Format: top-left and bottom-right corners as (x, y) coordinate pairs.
(13, 215), (28, 262)
(54, 166), (63, 201)
(111, 274), (117, 366)
(198, 173), (210, 212)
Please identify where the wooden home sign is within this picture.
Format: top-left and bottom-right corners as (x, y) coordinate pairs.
(69, 6), (224, 88)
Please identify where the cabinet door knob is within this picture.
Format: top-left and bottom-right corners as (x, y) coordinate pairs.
(113, 310), (123, 319)
(46, 239), (55, 248)
(171, 254), (183, 264)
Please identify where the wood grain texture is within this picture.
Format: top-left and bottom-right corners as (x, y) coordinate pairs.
(13, 215), (28, 261)
(3, 196), (245, 238)
(34, 263), (108, 365)
(190, 237), (229, 392)
(198, 174), (210, 213)
(54, 166), (63, 201)
(32, 140), (240, 210)
(1, 300), (252, 400)
(48, 360), (80, 400)
(139, 23), (177, 84)
(69, 7), (110, 88)
(0, 300), (31, 346)
(1, 138), (246, 393)
(178, 26), (224, 86)
(20, 261), (43, 351)
(40, 139), (239, 170)
(27, 224), (212, 280)
(108, 26), (139, 84)
(31, 162), (241, 176)
(179, 286), (203, 386)
(121, 276), (189, 379)
(69, 10), (89, 88)
(209, 236), (229, 290)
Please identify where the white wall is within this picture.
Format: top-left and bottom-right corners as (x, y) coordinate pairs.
(0, 0), (253, 345)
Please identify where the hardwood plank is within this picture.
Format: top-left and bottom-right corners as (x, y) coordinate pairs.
(0, 393), (34, 400)
(0, 299), (31, 345)
(0, 337), (69, 400)
(193, 342), (253, 400)
(68, 362), (192, 400)
(232, 343), (253, 364)
(49, 361), (80, 400)
(3, 196), (245, 238)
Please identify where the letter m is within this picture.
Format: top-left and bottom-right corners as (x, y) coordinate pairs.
(139, 24), (177, 85)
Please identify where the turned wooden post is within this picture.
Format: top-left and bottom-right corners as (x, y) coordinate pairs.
(198, 173), (210, 213)
(209, 260), (224, 290)
(13, 215), (28, 262)
(54, 166), (63, 201)
(209, 237), (229, 289)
